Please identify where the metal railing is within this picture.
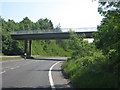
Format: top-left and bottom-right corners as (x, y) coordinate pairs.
(10, 29), (62, 34)
(10, 27), (97, 35)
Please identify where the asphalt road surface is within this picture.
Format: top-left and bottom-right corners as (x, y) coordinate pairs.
(1, 57), (73, 89)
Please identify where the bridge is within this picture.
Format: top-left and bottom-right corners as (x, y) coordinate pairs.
(10, 29), (96, 58)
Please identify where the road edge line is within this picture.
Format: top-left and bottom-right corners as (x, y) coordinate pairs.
(49, 61), (61, 90)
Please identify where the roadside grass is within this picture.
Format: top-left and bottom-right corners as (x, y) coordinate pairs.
(33, 54), (69, 59)
(0, 53), (4, 56)
(34, 56), (68, 59)
(1, 57), (24, 61)
(70, 66), (119, 88)
(62, 53), (119, 88)
(1, 56), (51, 61)
(1, 55), (68, 61)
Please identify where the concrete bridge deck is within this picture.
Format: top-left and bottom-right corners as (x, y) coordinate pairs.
(11, 31), (95, 40)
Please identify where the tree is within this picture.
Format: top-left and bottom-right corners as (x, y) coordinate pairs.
(94, 1), (120, 72)
(19, 17), (33, 30)
(54, 23), (62, 32)
(1, 17), (66, 56)
(1, 17), (23, 55)
(37, 18), (54, 31)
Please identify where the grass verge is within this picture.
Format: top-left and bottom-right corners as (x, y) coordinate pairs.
(62, 56), (119, 88)
(1, 55), (68, 61)
(1, 57), (24, 61)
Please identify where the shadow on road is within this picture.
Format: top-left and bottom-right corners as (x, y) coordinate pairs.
(2, 83), (75, 90)
(30, 68), (62, 72)
(2, 87), (75, 90)
(2, 83), (74, 90)
(30, 58), (67, 61)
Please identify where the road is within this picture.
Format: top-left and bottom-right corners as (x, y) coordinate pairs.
(1, 57), (72, 89)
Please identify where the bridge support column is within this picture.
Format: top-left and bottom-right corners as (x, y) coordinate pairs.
(24, 40), (32, 58)
(28, 40), (32, 58)
(24, 40), (28, 57)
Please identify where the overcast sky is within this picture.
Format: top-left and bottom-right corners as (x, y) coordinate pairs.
(1, 0), (103, 28)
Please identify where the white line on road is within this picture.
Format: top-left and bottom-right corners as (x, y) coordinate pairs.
(49, 61), (61, 90)
(10, 66), (20, 70)
(0, 70), (6, 74)
(12, 66), (20, 69)
(10, 67), (16, 70)
(4, 67), (10, 69)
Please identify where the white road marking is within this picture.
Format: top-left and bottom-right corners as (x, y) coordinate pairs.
(10, 67), (16, 70)
(2, 59), (24, 63)
(1, 60), (38, 73)
(49, 61), (61, 90)
(3, 61), (36, 71)
(10, 66), (20, 70)
(4, 67), (10, 69)
(13, 66), (20, 69)
(16, 66), (20, 68)
(0, 70), (6, 74)
(2, 61), (37, 73)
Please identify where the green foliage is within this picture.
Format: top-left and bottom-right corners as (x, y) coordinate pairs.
(37, 18), (53, 30)
(1, 2), (119, 87)
(2, 23), (23, 55)
(63, 56), (118, 88)
(62, 2), (120, 86)
(1, 17), (70, 56)
(94, 1), (120, 74)
(69, 32), (96, 59)
(62, 2), (119, 87)
(62, 32), (119, 88)
(32, 40), (71, 57)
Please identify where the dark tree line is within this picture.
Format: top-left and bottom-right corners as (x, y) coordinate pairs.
(1, 17), (64, 55)
(94, 1), (120, 73)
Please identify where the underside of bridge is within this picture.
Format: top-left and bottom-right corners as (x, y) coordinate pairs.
(11, 32), (94, 40)
(11, 31), (95, 58)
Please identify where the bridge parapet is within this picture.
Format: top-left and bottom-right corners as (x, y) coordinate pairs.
(10, 29), (61, 35)
(61, 27), (97, 32)
(10, 27), (97, 35)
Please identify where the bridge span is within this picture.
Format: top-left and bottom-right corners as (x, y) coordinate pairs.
(10, 30), (96, 58)
(11, 31), (94, 40)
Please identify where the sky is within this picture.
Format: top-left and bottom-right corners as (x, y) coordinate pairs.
(1, 0), (103, 28)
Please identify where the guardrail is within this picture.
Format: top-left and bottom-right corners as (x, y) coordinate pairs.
(10, 29), (62, 35)
(10, 27), (97, 35)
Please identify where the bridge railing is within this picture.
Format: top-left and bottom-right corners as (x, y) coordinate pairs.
(10, 29), (62, 35)
(10, 27), (97, 35)
(61, 27), (97, 31)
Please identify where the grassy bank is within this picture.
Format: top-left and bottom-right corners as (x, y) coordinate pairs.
(61, 32), (119, 88)
(62, 53), (119, 88)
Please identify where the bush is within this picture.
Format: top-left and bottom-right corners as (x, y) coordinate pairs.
(62, 50), (119, 88)
(62, 32), (119, 88)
